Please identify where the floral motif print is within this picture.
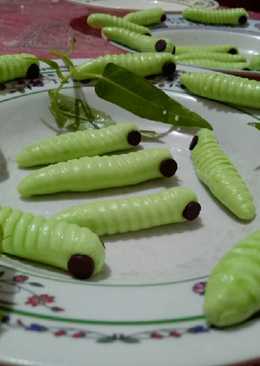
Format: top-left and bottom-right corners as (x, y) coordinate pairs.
(25, 294), (55, 307)
(192, 281), (207, 296)
(1, 315), (210, 343)
(0, 270), (64, 313)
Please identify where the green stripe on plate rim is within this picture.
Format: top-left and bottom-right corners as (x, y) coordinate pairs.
(0, 305), (205, 326)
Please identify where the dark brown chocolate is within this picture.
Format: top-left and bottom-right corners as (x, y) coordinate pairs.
(160, 14), (167, 22)
(127, 130), (142, 146)
(238, 15), (247, 25)
(26, 64), (40, 79)
(228, 48), (238, 55)
(155, 39), (167, 52)
(182, 201), (201, 221)
(159, 158), (178, 177)
(189, 135), (198, 151)
(162, 62), (176, 78)
(68, 254), (95, 280)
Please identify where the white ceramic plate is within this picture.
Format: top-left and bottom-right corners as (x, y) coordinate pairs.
(68, 0), (218, 12)
(0, 65), (259, 366)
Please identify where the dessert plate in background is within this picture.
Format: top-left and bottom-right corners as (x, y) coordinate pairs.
(68, 0), (218, 12)
(153, 28), (260, 58)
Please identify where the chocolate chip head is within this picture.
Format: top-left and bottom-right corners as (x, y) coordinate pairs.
(127, 130), (142, 146)
(162, 62), (176, 78)
(155, 39), (167, 52)
(26, 64), (40, 79)
(160, 158), (178, 177)
(189, 135), (198, 151)
(68, 254), (95, 279)
(160, 13), (166, 22)
(238, 15), (247, 25)
(183, 201), (201, 221)
(228, 47), (238, 55)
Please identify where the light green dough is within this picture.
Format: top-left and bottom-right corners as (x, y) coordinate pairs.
(124, 7), (166, 26)
(16, 123), (141, 168)
(176, 45), (239, 55)
(182, 7), (248, 25)
(248, 55), (260, 71)
(71, 52), (176, 80)
(191, 129), (255, 220)
(17, 148), (175, 197)
(180, 72), (260, 109)
(174, 52), (245, 62)
(205, 230), (260, 327)
(178, 59), (247, 70)
(0, 206), (105, 276)
(102, 27), (175, 53)
(0, 53), (39, 83)
(87, 13), (150, 34)
(55, 187), (200, 235)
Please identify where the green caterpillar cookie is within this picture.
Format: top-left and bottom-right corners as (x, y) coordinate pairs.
(71, 52), (176, 80)
(87, 13), (150, 34)
(175, 52), (245, 63)
(124, 7), (166, 26)
(18, 148), (177, 197)
(102, 27), (175, 53)
(0, 206), (105, 279)
(181, 72), (260, 109)
(182, 7), (248, 25)
(178, 59), (248, 70)
(176, 45), (239, 55)
(190, 129), (255, 220)
(55, 187), (201, 235)
(205, 230), (260, 327)
(17, 123), (141, 168)
(0, 53), (39, 83)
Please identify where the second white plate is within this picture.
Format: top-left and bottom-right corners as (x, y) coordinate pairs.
(68, 0), (218, 12)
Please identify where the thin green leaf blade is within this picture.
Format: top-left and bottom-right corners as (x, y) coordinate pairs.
(95, 63), (212, 130)
(96, 65), (166, 122)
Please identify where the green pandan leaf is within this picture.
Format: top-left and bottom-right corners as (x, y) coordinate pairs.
(95, 63), (212, 130)
(48, 89), (114, 131)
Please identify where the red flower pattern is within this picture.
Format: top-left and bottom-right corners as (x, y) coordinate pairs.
(13, 275), (29, 283)
(25, 294), (55, 307)
(150, 331), (164, 339)
(54, 330), (66, 337)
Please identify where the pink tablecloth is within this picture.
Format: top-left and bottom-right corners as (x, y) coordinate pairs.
(0, 0), (129, 58)
(1, 0), (259, 59)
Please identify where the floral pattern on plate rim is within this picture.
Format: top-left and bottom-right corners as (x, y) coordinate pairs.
(0, 268), (209, 342)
